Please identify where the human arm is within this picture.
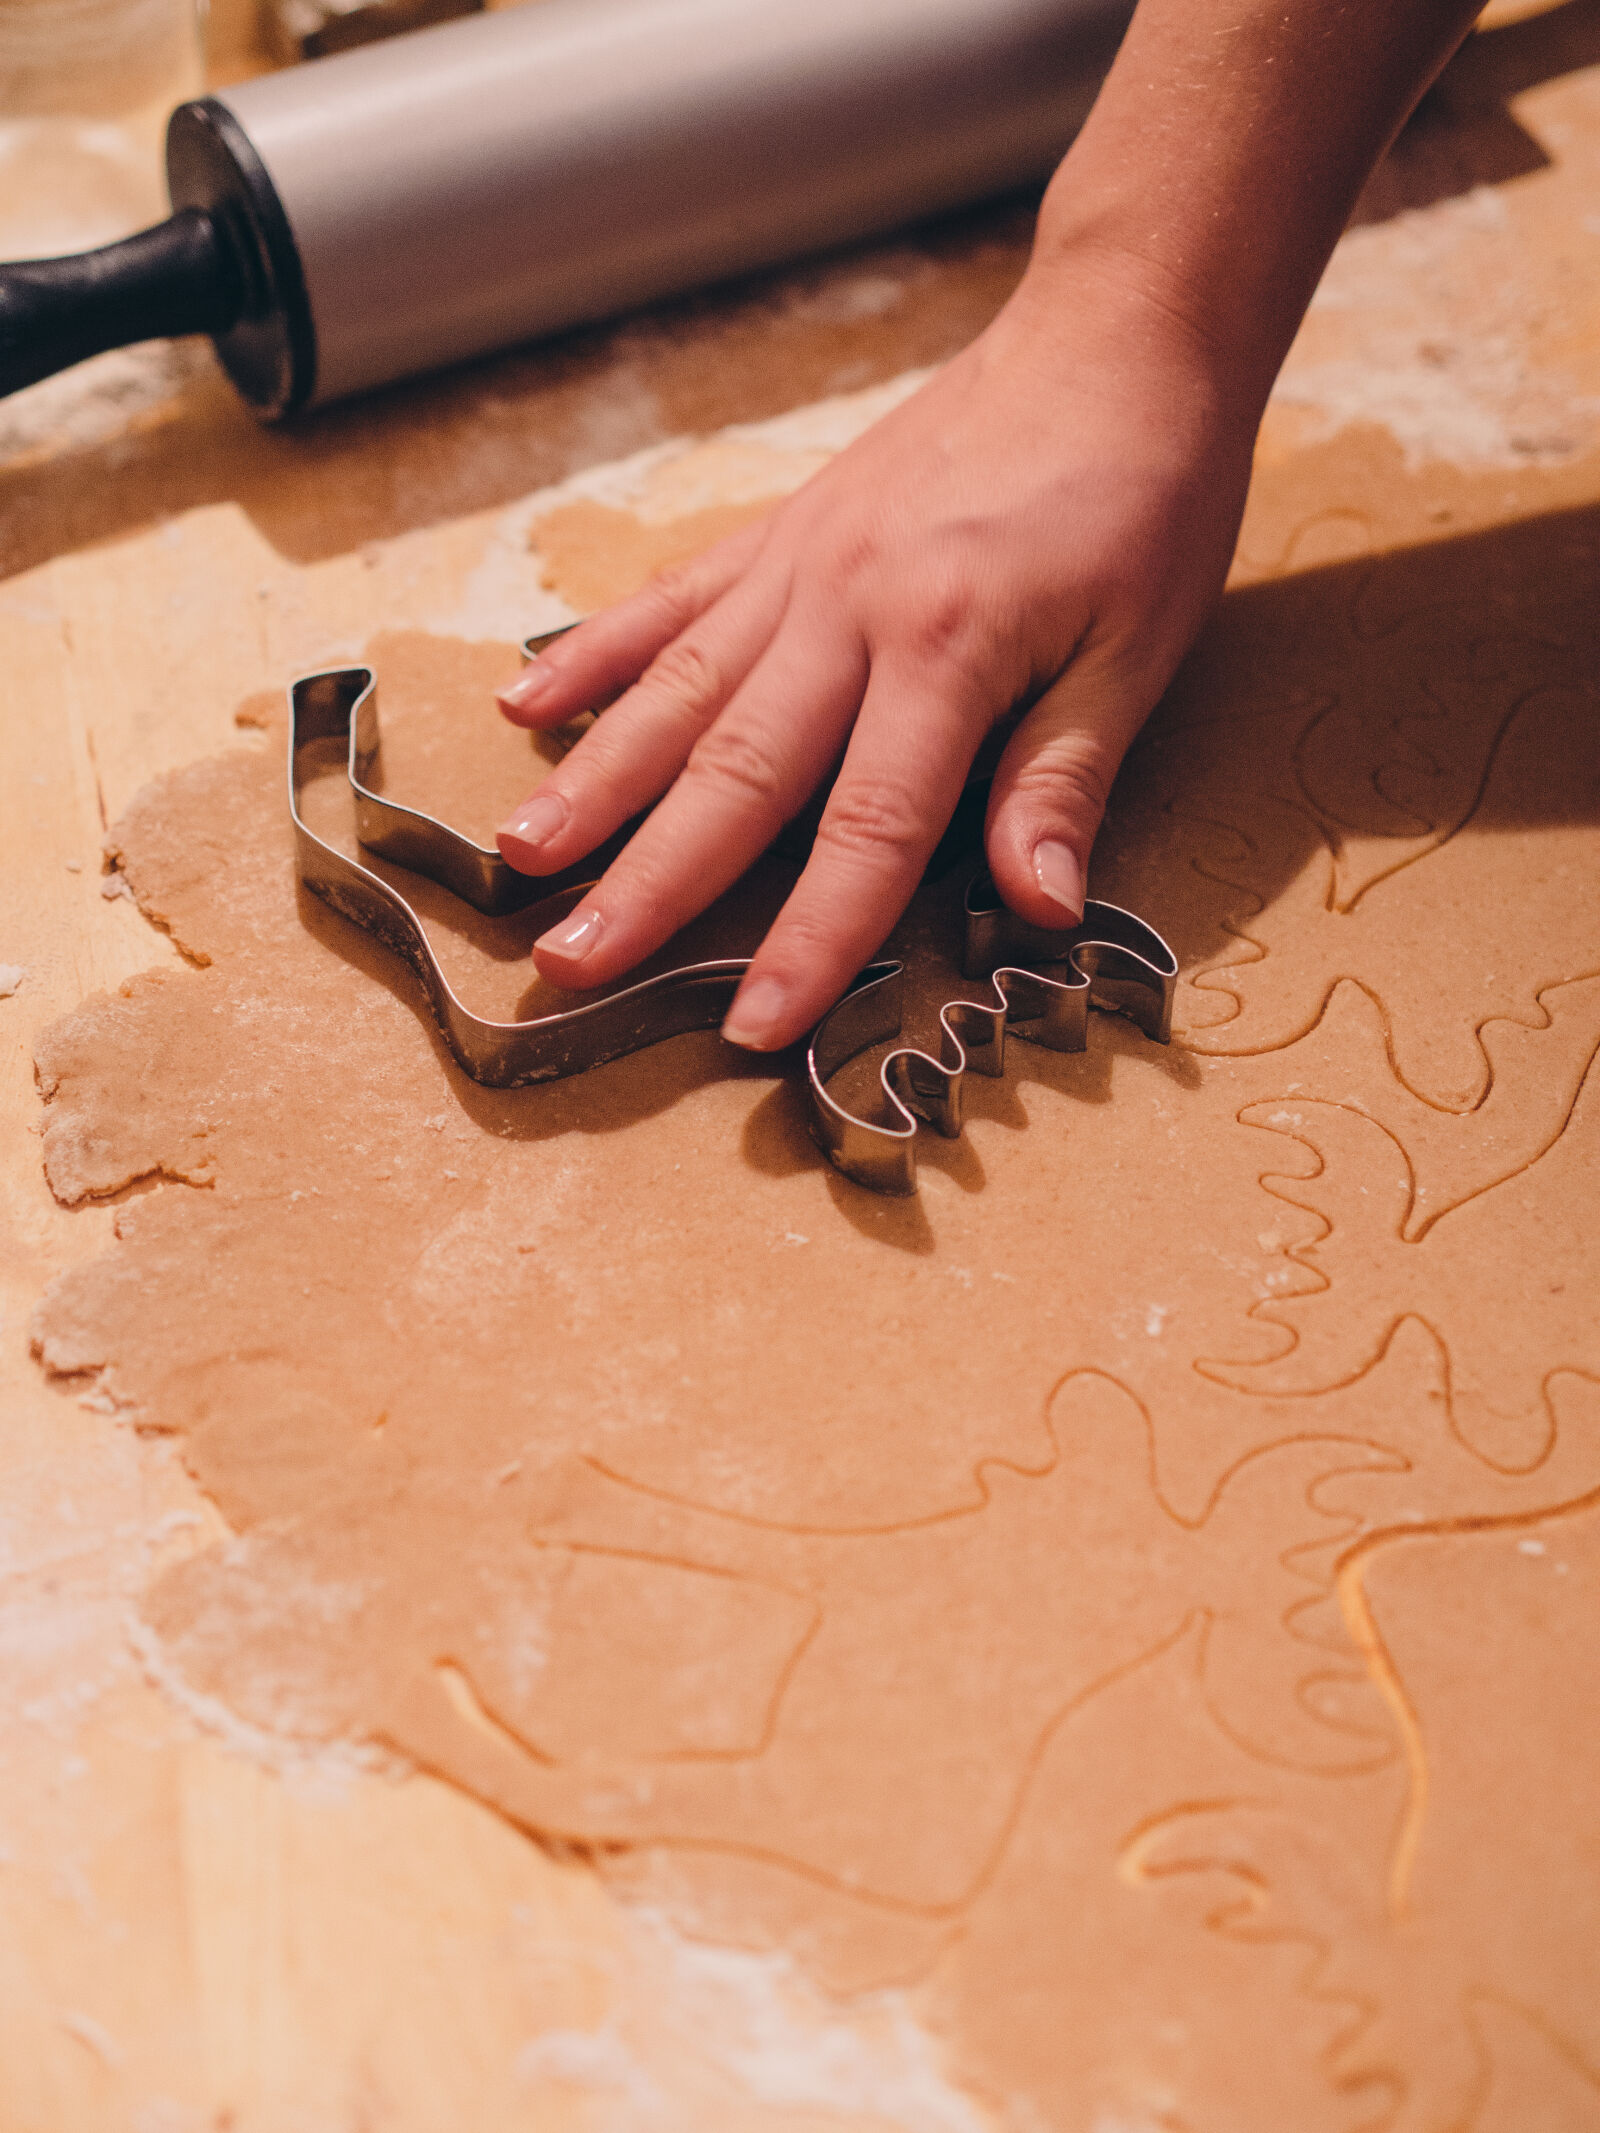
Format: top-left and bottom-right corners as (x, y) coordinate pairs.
(495, 0), (1485, 1049)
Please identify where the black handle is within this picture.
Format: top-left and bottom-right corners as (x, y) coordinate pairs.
(0, 207), (245, 397)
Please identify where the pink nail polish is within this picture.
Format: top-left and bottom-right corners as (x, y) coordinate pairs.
(1033, 839), (1084, 923)
(722, 975), (788, 1051)
(497, 790), (567, 860)
(497, 661), (555, 715)
(536, 904), (605, 960)
(499, 661), (558, 720)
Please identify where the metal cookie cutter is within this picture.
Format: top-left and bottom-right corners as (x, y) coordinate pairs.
(288, 649), (1176, 1192)
(289, 644), (762, 1086)
(807, 878), (1177, 1194)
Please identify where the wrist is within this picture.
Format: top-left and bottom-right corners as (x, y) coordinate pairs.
(981, 235), (1270, 460)
(1004, 0), (1488, 436)
(1026, 180), (1301, 410)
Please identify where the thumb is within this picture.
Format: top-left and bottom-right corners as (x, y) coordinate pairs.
(983, 663), (1151, 929)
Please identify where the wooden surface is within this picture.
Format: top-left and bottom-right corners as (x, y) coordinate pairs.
(2, 3), (1599, 2125)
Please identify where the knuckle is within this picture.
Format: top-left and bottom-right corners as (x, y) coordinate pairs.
(1011, 746), (1115, 826)
(883, 576), (1000, 684)
(642, 559), (705, 627)
(567, 720), (640, 791)
(684, 722), (787, 811)
(814, 779), (931, 866)
(642, 634), (724, 715)
(832, 520), (884, 585)
(605, 850), (674, 918)
(763, 906), (841, 976)
(906, 583), (976, 664)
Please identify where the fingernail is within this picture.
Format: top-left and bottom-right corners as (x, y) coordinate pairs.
(1033, 839), (1084, 923)
(722, 975), (789, 1051)
(497, 790), (568, 862)
(536, 904), (605, 960)
(497, 662), (554, 714)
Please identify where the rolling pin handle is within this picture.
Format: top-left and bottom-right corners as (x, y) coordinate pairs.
(0, 209), (246, 399)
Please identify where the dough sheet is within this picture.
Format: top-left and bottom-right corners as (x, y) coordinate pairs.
(30, 470), (1600, 2123)
(13, 13), (1600, 2117)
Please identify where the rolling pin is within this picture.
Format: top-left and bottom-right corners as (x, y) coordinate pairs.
(0, 0), (1131, 419)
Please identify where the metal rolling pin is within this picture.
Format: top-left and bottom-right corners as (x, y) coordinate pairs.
(0, 0), (1131, 419)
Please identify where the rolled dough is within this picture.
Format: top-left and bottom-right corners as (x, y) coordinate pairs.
(15, 18), (1600, 2116)
(30, 497), (1600, 2116)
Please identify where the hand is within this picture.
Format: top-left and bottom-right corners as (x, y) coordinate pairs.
(494, 261), (1257, 1050)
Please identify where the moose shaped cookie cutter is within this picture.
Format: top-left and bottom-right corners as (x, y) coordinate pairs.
(287, 636), (1178, 1194)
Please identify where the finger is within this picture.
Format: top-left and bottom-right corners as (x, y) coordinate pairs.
(496, 518), (771, 730)
(982, 652), (1154, 929)
(496, 563), (792, 876)
(719, 658), (985, 1050)
(529, 616), (869, 988)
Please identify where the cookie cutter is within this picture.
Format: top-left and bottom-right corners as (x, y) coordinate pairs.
(289, 638), (760, 1086)
(807, 880), (1176, 1193)
(288, 644), (1176, 1192)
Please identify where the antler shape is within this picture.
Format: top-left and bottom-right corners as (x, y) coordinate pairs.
(807, 877), (1176, 1193)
